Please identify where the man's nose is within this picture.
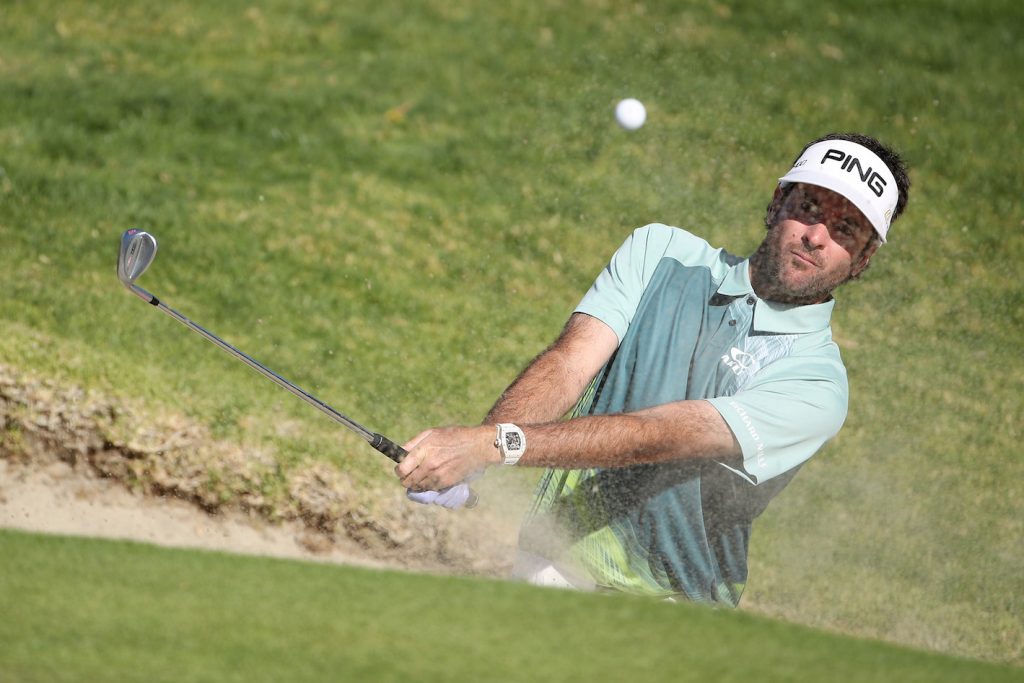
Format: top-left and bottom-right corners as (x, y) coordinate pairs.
(802, 221), (830, 249)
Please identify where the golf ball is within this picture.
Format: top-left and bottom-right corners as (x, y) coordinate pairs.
(615, 98), (646, 130)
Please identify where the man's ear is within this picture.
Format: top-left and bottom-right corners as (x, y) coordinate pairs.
(851, 240), (879, 278)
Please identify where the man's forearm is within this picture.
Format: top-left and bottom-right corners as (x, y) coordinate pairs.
(484, 344), (588, 424)
(397, 399), (742, 492)
(515, 400), (741, 469)
(484, 313), (618, 425)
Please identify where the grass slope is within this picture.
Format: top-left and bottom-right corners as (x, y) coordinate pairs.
(0, 0), (1021, 666)
(0, 530), (1018, 683)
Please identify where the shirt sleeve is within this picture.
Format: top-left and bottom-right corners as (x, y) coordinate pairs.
(706, 353), (848, 484)
(575, 224), (710, 342)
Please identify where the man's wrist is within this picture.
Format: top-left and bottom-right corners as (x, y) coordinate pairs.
(478, 425), (499, 466)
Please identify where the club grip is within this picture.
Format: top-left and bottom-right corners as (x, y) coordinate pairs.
(371, 434), (408, 463)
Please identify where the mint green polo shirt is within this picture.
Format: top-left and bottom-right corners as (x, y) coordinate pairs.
(518, 224), (848, 604)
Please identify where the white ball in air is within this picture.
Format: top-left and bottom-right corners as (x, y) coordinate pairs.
(615, 98), (647, 130)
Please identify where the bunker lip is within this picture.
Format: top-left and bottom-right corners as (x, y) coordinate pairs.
(0, 364), (517, 577)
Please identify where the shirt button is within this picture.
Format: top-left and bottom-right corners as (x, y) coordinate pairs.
(729, 320), (737, 326)
(746, 296), (755, 305)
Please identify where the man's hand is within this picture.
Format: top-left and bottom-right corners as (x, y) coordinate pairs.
(396, 425), (500, 492)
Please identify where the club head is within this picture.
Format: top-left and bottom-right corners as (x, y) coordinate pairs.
(118, 229), (158, 288)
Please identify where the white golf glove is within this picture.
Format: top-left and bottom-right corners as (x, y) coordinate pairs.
(406, 470), (483, 510)
(406, 482), (476, 510)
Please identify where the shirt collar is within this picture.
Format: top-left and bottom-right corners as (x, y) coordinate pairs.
(715, 259), (835, 334)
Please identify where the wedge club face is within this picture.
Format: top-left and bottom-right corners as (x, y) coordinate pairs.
(118, 229), (158, 288)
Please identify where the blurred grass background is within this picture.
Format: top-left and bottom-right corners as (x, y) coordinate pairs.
(0, 0), (1021, 666)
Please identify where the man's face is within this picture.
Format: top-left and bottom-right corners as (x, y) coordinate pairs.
(752, 183), (879, 304)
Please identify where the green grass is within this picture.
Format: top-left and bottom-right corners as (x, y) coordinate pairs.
(1, 0), (1021, 668)
(1, 530), (1018, 683)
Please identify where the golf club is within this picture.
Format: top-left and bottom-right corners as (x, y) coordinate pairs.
(117, 228), (477, 507)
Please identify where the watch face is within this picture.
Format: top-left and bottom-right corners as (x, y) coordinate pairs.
(504, 431), (523, 452)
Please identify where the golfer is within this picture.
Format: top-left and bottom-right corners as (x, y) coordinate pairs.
(397, 132), (910, 605)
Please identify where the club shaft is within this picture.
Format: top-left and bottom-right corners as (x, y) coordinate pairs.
(129, 283), (403, 459)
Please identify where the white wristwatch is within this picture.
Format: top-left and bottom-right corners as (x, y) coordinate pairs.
(494, 423), (527, 465)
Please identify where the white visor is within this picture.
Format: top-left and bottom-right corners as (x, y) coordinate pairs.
(779, 139), (899, 242)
